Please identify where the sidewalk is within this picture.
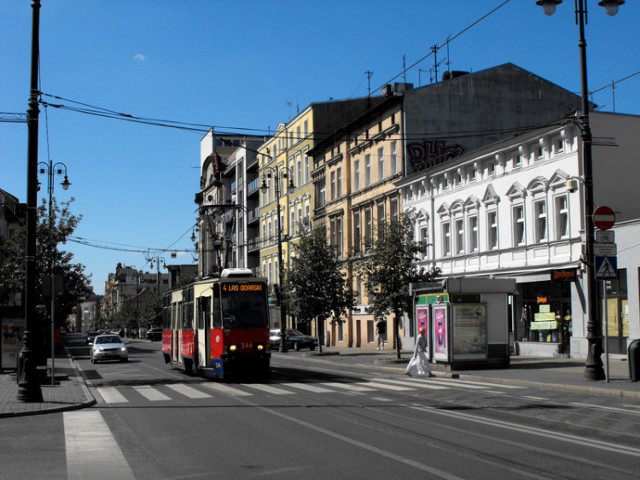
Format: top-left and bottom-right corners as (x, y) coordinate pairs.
(308, 347), (640, 399)
(0, 353), (95, 418)
(2, 346), (639, 418)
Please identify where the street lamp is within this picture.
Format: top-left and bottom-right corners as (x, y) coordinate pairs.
(537, 0), (624, 380)
(38, 160), (71, 385)
(260, 164), (295, 352)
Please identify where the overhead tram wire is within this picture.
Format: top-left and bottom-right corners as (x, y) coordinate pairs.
(39, 92), (272, 136)
(35, 3), (515, 146)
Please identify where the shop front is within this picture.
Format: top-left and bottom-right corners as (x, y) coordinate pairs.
(515, 276), (572, 357)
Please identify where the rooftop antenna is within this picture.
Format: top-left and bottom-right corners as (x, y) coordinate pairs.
(403, 55), (407, 84)
(365, 70), (373, 98)
(432, 44), (439, 83)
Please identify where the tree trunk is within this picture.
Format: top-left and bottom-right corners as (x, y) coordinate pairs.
(394, 310), (401, 359)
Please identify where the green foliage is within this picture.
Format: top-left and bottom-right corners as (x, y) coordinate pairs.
(0, 197), (93, 324)
(359, 215), (440, 357)
(284, 226), (353, 326)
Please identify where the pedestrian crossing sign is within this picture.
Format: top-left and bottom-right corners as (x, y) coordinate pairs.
(595, 256), (617, 280)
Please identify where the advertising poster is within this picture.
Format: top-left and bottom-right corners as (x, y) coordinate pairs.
(452, 303), (487, 360)
(415, 306), (429, 359)
(432, 305), (448, 361)
(1, 317), (25, 370)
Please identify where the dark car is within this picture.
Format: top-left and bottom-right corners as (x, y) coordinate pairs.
(270, 328), (318, 351)
(86, 331), (100, 345)
(146, 327), (163, 342)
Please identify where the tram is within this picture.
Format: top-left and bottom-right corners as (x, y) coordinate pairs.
(162, 268), (271, 378)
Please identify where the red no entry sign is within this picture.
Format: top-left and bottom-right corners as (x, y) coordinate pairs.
(593, 205), (615, 230)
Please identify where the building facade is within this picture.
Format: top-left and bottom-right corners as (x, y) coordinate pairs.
(308, 64), (585, 351)
(398, 111), (640, 357)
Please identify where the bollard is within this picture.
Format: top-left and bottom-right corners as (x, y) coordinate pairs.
(628, 339), (640, 382)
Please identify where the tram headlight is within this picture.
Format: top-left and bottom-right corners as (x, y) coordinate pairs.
(256, 344), (265, 352)
(228, 344), (238, 352)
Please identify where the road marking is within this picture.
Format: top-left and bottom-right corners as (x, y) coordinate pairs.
(571, 402), (640, 417)
(243, 384), (295, 395)
(97, 386), (128, 404)
(166, 383), (211, 399)
(282, 383), (335, 393)
(375, 378), (449, 390)
(133, 385), (172, 401)
(253, 402), (466, 479)
(410, 404), (640, 458)
(441, 378), (523, 389)
(202, 383), (254, 397)
(64, 410), (136, 480)
(364, 381), (415, 391)
(320, 382), (376, 392)
(427, 378), (490, 389)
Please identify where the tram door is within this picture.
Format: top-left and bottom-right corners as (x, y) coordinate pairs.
(197, 295), (211, 370)
(171, 296), (181, 363)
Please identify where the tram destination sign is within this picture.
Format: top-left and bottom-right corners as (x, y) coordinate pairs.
(222, 282), (265, 294)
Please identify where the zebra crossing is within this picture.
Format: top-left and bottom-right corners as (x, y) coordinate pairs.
(95, 377), (522, 405)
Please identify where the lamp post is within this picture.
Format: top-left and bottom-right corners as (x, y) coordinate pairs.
(537, 0), (624, 380)
(38, 160), (71, 385)
(260, 164), (295, 352)
(16, 0), (43, 402)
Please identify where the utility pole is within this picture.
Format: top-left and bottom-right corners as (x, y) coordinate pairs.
(17, 0), (43, 402)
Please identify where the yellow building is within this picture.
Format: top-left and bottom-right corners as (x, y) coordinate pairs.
(309, 93), (407, 349)
(259, 98), (383, 333)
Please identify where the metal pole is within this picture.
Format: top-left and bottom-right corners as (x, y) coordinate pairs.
(576, 0), (605, 381)
(17, 0), (43, 402)
(603, 280), (609, 382)
(276, 169), (288, 352)
(48, 161), (55, 386)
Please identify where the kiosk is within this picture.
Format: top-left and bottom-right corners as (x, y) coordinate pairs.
(411, 277), (517, 370)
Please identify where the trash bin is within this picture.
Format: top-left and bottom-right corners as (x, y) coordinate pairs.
(628, 339), (640, 382)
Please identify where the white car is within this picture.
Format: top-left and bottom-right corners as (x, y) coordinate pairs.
(91, 334), (128, 363)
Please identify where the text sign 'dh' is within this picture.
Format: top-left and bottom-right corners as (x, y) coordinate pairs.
(593, 205), (615, 230)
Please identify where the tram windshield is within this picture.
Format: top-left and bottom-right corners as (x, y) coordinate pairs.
(220, 282), (268, 328)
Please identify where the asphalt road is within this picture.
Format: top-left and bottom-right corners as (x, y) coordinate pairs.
(2, 334), (640, 480)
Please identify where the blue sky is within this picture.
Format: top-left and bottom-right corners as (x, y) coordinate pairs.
(2, 0), (639, 295)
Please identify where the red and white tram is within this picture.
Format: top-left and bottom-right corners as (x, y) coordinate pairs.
(162, 268), (271, 378)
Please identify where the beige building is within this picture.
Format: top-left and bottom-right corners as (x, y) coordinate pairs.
(309, 93), (407, 348)
(258, 98), (384, 333)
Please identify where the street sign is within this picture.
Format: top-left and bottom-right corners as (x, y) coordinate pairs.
(595, 256), (618, 280)
(595, 230), (615, 243)
(593, 242), (617, 256)
(593, 205), (615, 230)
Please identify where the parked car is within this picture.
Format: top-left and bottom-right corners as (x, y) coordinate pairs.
(269, 328), (318, 351)
(146, 327), (163, 342)
(91, 334), (128, 363)
(85, 331), (100, 345)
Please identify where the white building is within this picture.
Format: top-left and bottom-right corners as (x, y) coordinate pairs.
(398, 111), (640, 358)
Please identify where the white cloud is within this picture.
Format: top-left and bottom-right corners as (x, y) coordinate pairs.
(133, 53), (147, 62)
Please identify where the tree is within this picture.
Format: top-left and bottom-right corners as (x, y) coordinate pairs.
(359, 215), (440, 359)
(284, 227), (353, 351)
(0, 198), (93, 359)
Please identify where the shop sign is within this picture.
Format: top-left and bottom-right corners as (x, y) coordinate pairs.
(537, 296), (549, 304)
(534, 312), (556, 321)
(530, 320), (558, 330)
(551, 268), (577, 282)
